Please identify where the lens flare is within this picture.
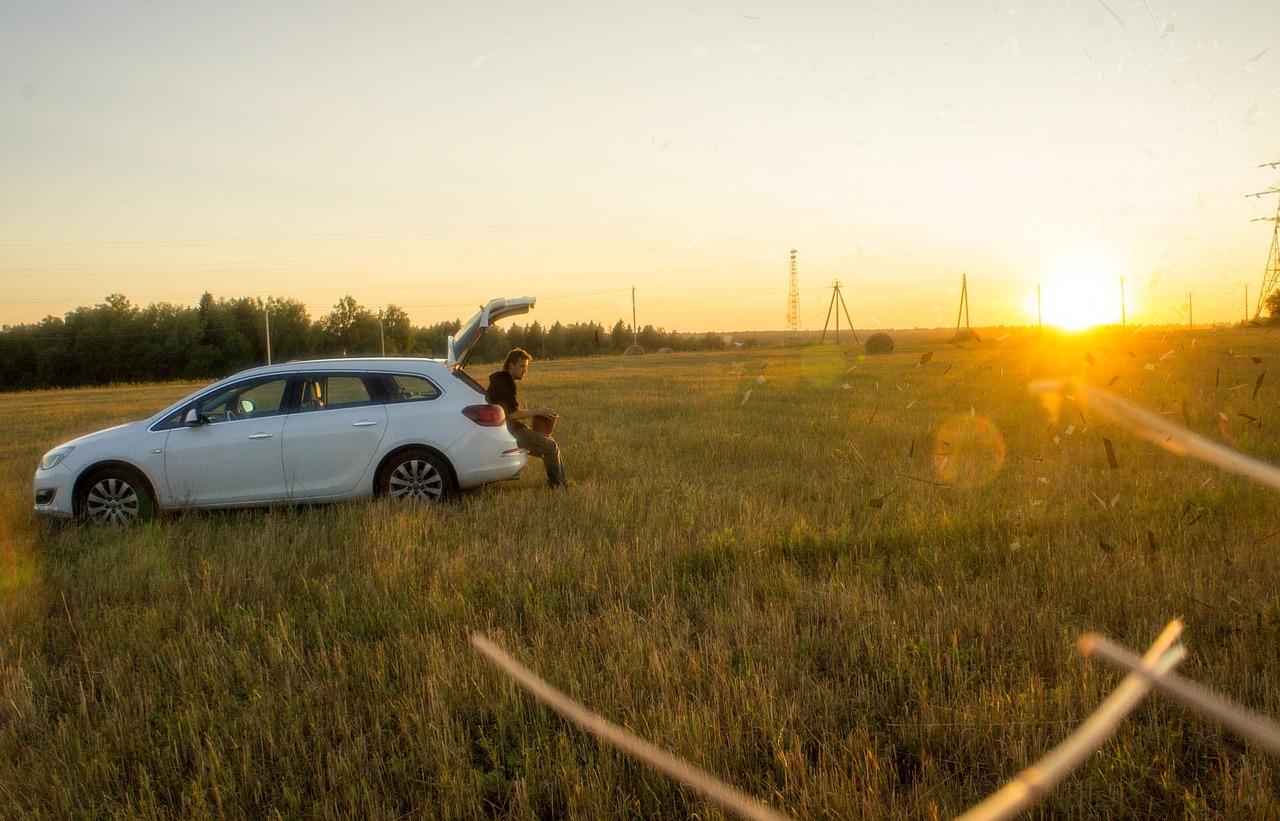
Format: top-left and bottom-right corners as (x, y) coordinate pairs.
(933, 414), (1006, 487)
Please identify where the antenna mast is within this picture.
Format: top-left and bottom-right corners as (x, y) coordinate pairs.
(786, 249), (800, 336)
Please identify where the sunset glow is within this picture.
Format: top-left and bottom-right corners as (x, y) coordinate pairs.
(1, 3), (1277, 332)
(1032, 259), (1129, 331)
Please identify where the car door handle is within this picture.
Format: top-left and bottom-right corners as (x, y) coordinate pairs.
(248, 432), (275, 440)
(352, 420), (380, 427)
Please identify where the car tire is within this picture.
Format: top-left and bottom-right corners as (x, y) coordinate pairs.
(376, 448), (456, 502)
(77, 466), (156, 525)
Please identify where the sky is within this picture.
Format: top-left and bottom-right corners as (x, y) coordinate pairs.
(2, 0), (1278, 334)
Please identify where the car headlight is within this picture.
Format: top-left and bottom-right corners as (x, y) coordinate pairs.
(40, 446), (74, 471)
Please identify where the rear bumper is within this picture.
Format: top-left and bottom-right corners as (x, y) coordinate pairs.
(454, 442), (528, 489)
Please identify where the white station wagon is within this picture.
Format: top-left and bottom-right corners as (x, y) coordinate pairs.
(34, 297), (536, 524)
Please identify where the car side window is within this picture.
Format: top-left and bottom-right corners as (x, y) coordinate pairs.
(154, 376), (291, 429)
(297, 375), (376, 413)
(234, 379), (290, 417)
(374, 373), (442, 403)
(198, 377), (291, 423)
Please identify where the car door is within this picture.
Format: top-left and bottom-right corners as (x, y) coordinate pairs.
(281, 373), (388, 498)
(162, 375), (290, 506)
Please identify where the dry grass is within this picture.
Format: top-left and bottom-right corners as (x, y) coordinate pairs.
(1, 328), (1279, 818)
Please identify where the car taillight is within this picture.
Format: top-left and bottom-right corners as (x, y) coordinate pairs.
(462, 404), (506, 427)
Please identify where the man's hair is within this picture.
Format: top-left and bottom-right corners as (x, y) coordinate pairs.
(503, 348), (532, 370)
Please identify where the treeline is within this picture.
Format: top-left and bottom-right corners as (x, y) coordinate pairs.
(0, 293), (725, 392)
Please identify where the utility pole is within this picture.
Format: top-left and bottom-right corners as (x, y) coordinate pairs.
(786, 249), (800, 337)
(954, 273), (971, 339)
(632, 286), (638, 346)
(264, 298), (272, 365)
(1120, 277), (1126, 327)
(1037, 282), (1042, 329)
(378, 308), (386, 357)
(818, 281), (858, 343)
(1188, 292), (1193, 328)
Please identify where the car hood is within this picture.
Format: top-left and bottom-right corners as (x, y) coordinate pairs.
(447, 296), (536, 369)
(47, 420), (141, 457)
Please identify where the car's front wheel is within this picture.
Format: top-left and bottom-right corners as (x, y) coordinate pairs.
(77, 466), (155, 525)
(376, 449), (456, 502)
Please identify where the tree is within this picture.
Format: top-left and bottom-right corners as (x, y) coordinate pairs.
(0, 289), (725, 391)
(610, 319), (630, 350)
(138, 302), (202, 381)
(1264, 289), (1280, 318)
(524, 321), (546, 359)
(0, 323), (40, 390)
(319, 295), (379, 355)
(414, 320), (460, 359)
(265, 297), (313, 362)
(381, 304), (415, 355)
(547, 321), (567, 358)
(637, 324), (664, 351)
(58, 295), (143, 386)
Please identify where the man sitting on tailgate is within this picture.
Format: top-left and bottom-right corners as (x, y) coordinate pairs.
(485, 348), (567, 489)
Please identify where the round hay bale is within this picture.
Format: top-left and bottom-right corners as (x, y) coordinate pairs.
(864, 332), (894, 355)
(624, 345), (645, 356)
(657, 347), (674, 354)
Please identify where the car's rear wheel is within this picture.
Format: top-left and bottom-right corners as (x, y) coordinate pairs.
(377, 448), (456, 502)
(77, 466), (155, 525)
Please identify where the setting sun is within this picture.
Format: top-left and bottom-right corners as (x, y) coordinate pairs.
(1031, 260), (1128, 331)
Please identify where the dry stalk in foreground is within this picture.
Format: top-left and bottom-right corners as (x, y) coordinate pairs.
(954, 621), (1185, 821)
(469, 633), (794, 821)
(471, 625), (1200, 821)
(1029, 379), (1280, 491)
(1082, 633), (1280, 756)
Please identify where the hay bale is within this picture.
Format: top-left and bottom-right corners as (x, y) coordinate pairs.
(953, 328), (978, 342)
(624, 345), (645, 356)
(864, 332), (894, 355)
(657, 347), (674, 354)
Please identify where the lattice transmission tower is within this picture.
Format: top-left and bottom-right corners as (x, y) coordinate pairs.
(1251, 161), (1280, 320)
(786, 249), (800, 334)
(1253, 198), (1280, 320)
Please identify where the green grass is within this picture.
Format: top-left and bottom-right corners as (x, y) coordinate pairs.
(2, 328), (1279, 818)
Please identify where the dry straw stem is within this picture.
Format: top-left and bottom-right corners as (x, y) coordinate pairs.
(954, 621), (1186, 821)
(470, 634), (794, 821)
(1029, 379), (1280, 491)
(475, 626), (1196, 821)
(1081, 632), (1280, 756)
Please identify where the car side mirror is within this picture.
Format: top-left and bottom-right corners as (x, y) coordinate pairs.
(183, 407), (204, 426)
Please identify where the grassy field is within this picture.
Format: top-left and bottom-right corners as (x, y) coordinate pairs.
(2, 327), (1279, 819)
